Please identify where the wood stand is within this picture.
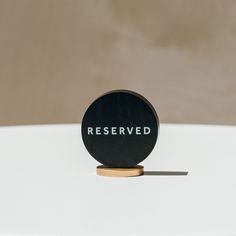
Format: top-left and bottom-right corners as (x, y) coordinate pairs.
(96, 165), (144, 177)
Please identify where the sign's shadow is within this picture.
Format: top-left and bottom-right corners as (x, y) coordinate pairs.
(143, 171), (188, 176)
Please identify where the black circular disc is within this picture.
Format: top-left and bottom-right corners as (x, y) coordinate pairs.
(81, 90), (159, 168)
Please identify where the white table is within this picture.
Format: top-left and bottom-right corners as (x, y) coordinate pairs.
(0, 124), (235, 236)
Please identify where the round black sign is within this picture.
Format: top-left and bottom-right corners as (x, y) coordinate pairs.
(81, 90), (159, 168)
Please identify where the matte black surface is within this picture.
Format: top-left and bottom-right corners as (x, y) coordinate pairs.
(81, 90), (159, 167)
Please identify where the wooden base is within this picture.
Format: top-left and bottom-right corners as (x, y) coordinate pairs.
(96, 165), (144, 177)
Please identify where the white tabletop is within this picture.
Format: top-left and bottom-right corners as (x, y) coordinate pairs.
(0, 124), (235, 236)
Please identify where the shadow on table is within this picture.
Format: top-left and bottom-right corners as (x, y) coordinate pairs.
(143, 171), (188, 176)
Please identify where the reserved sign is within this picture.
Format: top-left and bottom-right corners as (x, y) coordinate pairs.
(81, 90), (159, 168)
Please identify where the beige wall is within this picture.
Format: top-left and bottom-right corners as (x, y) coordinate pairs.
(0, 0), (236, 125)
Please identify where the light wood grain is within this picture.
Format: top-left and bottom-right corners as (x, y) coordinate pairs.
(96, 165), (144, 177)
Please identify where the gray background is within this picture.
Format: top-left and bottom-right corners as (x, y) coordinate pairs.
(0, 0), (235, 125)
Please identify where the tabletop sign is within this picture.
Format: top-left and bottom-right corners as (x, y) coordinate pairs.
(81, 90), (159, 176)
